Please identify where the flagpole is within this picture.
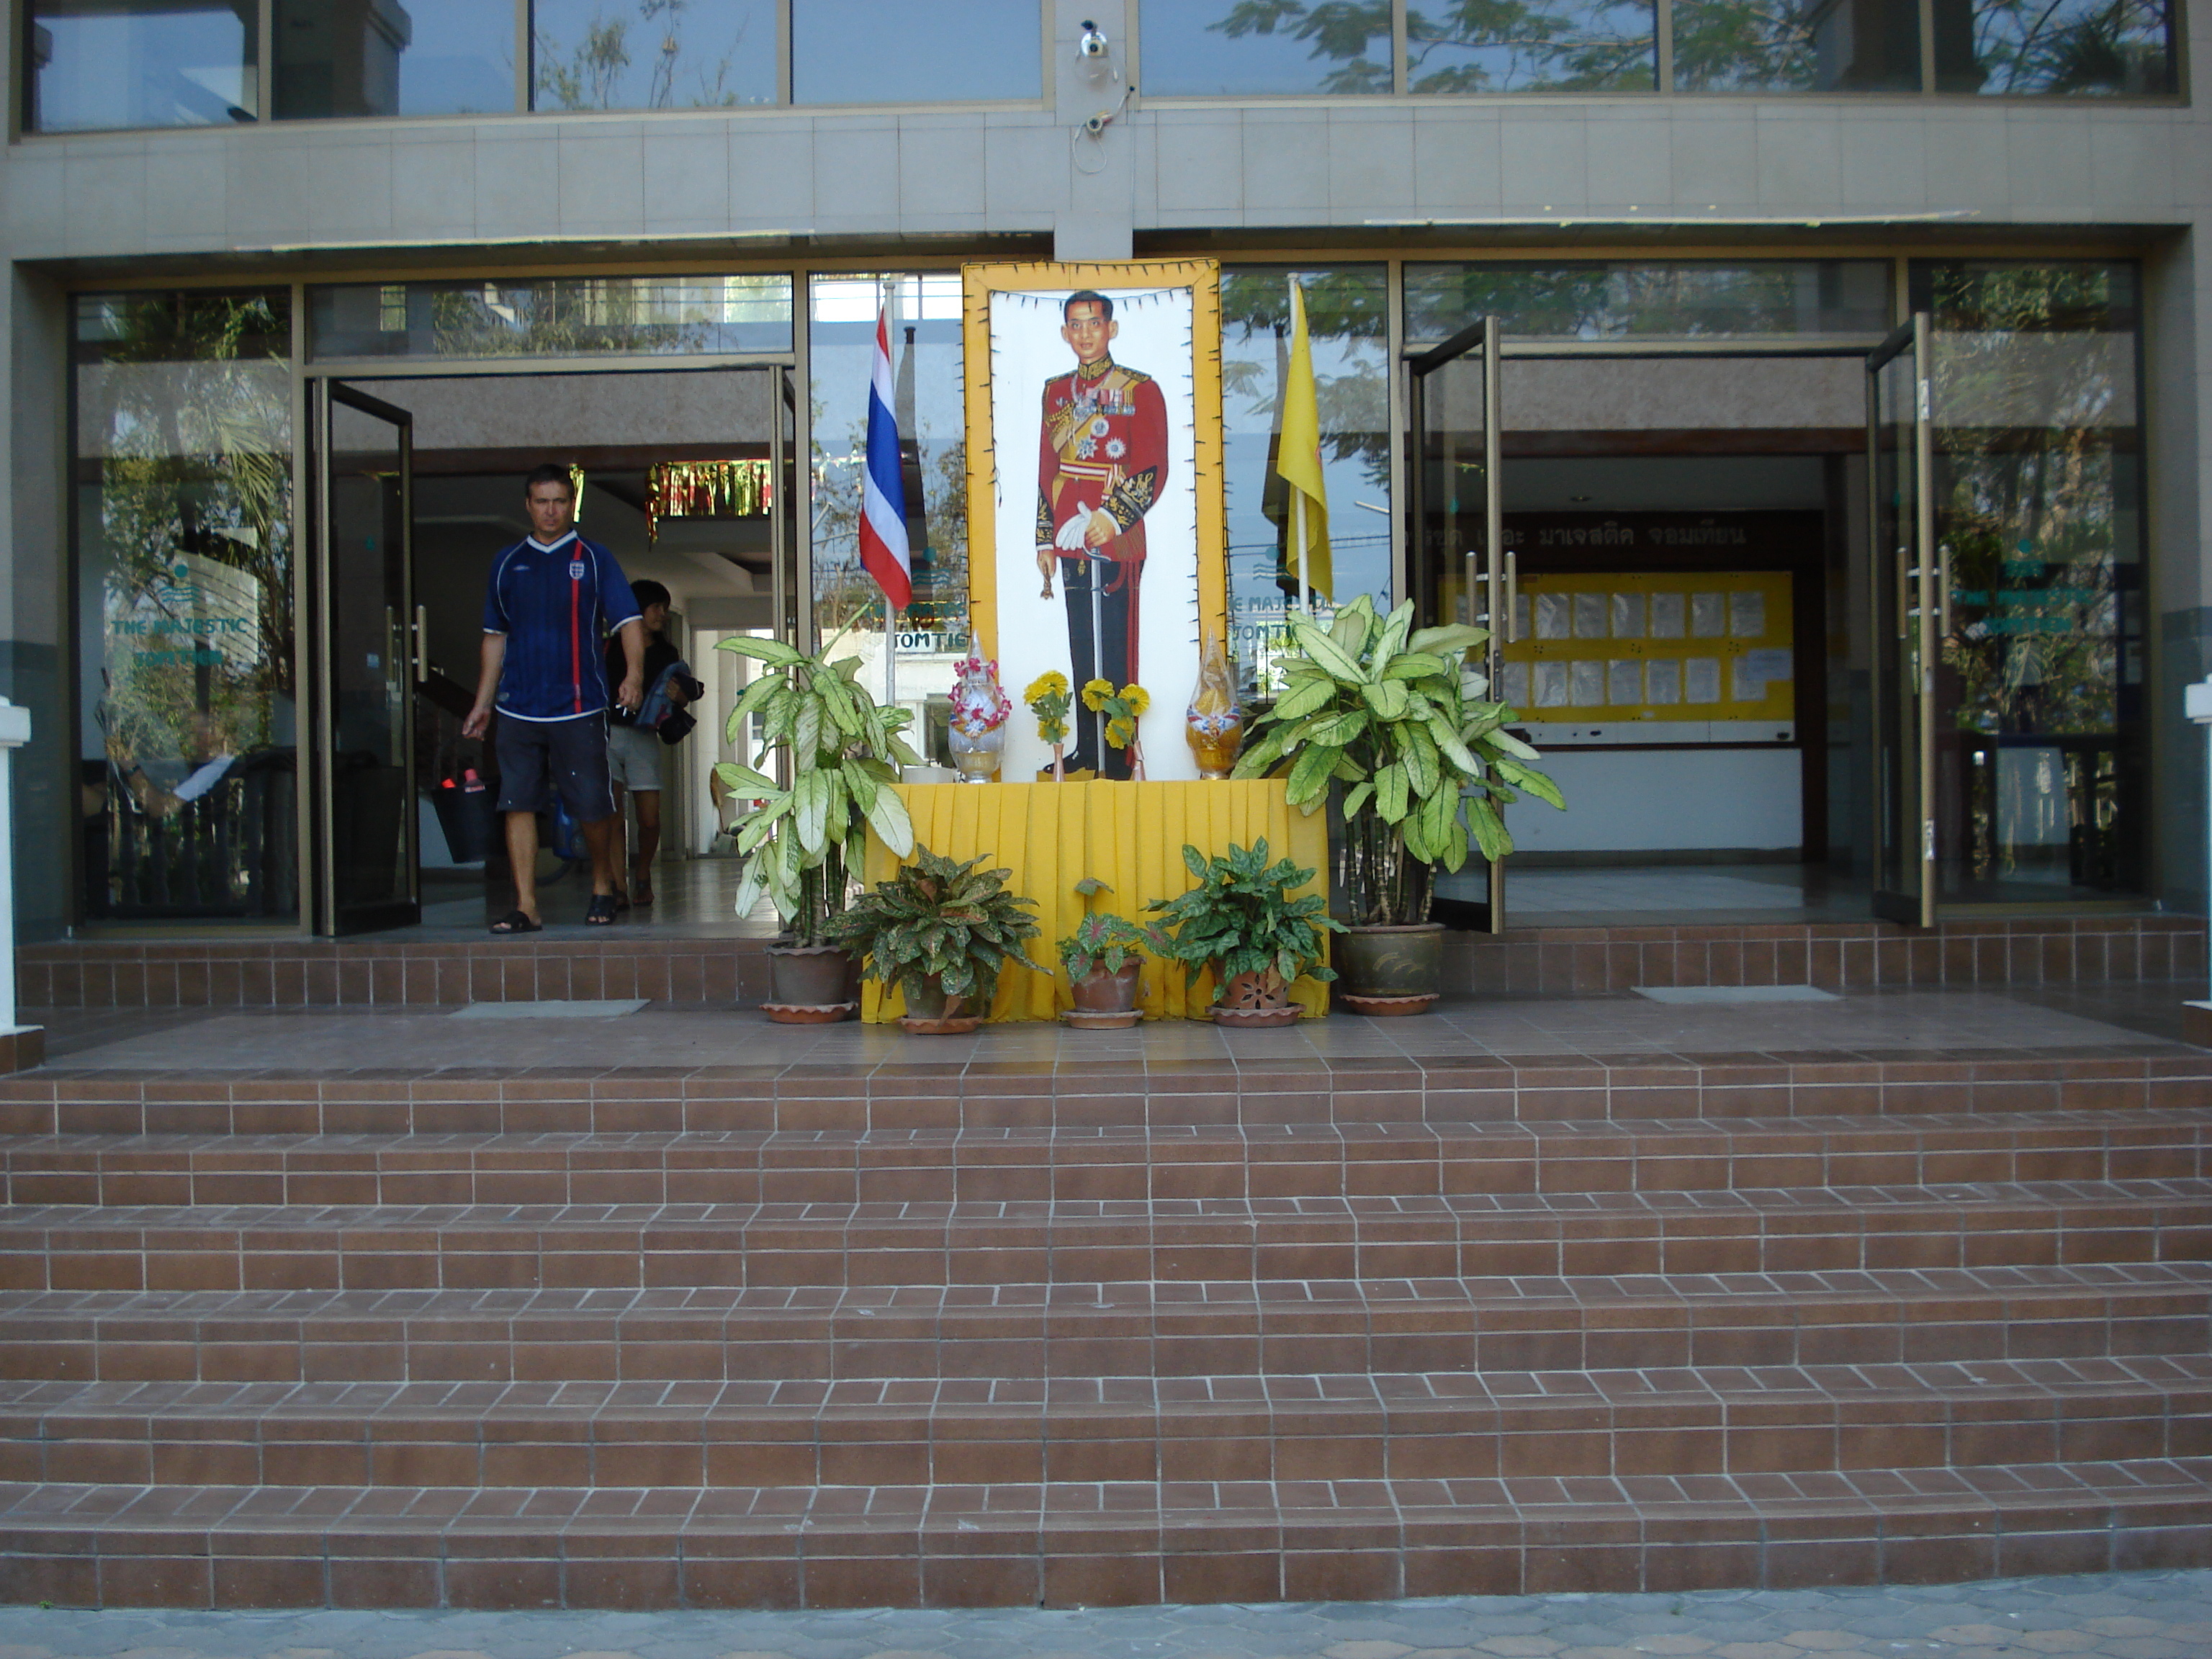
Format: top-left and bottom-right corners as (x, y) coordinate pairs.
(1295, 493), (1310, 617)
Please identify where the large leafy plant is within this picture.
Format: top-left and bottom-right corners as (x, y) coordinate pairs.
(1146, 839), (1341, 1002)
(715, 637), (920, 945)
(826, 846), (1048, 1008)
(1233, 596), (1563, 926)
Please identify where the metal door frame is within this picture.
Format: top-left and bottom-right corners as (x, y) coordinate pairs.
(1406, 316), (1506, 933)
(311, 379), (420, 936)
(1866, 314), (1936, 929)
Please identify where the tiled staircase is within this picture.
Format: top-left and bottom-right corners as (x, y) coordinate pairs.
(0, 1041), (2207, 1608)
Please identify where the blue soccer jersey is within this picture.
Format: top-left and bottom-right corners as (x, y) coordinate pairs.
(482, 531), (642, 721)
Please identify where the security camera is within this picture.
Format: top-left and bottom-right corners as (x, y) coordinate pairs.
(1077, 20), (1110, 58)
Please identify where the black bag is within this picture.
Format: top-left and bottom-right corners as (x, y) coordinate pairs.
(658, 708), (697, 746)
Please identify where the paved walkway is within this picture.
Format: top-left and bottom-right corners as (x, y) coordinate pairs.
(0, 1572), (2206, 1659)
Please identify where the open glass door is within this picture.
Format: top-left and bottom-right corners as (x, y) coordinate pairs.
(312, 382), (418, 935)
(1408, 318), (1506, 932)
(1869, 315), (1936, 927)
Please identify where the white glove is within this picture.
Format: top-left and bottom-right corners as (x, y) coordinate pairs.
(1055, 503), (1094, 552)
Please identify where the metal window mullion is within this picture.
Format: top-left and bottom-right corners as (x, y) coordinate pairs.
(1393, 0), (1409, 95)
(256, 0), (274, 120)
(793, 271), (814, 652)
(1912, 312), (1936, 925)
(1655, 0), (1674, 92)
(1483, 316), (1505, 933)
(778, 0), (791, 106)
(517, 0), (533, 112)
(1385, 257), (1407, 610)
(1919, 0), (1937, 92)
(291, 284), (315, 936)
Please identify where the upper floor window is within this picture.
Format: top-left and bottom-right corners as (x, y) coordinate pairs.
(27, 0), (1041, 130)
(1135, 0), (2175, 95)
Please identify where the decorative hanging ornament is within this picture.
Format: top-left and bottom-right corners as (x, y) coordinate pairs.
(645, 459), (773, 542)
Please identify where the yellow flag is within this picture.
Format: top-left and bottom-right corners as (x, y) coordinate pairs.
(1275, 279), (1333, 603)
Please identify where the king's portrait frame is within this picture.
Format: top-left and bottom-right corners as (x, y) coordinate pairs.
(962, 259), (1227, 783)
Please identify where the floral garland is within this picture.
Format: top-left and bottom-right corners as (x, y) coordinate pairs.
(1025, 671), (1071, 746)
(1082, 679), (1150, 750)
(949, 655), (1012, 738)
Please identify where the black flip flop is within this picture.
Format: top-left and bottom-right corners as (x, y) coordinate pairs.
(585, 894), (620, 927)
(490, 910), (542, 935)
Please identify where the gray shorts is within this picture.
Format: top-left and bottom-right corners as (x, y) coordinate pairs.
(606, 719), (664, 793)
(495, 712), (615, 822)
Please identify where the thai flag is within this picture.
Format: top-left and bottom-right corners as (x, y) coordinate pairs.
(858, 301), (912, 611)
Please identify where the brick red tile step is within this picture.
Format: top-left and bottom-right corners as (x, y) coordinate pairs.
(0, 1045), (2206, 1607)
(1, 1052), (2206, 1137)
(17, 914), (2207, 1006)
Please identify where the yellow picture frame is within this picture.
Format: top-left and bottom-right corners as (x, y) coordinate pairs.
(960, 258), (1227, 667)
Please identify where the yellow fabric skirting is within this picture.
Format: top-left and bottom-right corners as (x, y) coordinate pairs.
(859, 779), (1331, 1022)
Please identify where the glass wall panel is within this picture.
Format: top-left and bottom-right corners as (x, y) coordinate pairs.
(1934, 0), (2175, 92)
(808, 274), (969, 760)
(1913, 261), (2147, 900)
(532, 0), (775, 109)
(1219, 266), (1392, 697)
(309, 275), (793, 359)
(1408, 0), (1658, 90)
(1137, 1), (1390, 94)
(274, 0), (514, 118)
(1672, 0), (1921, 89)
(793, 0), (1040, 101)
(74, 292), (297, 922)
(1406, 261), (1892, 343)
(29, 1), (258, 131)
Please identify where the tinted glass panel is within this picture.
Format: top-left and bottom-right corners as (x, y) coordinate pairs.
(1219, 266), (1391, 696)
(310, 275), (793, 359)
(1673, 0), (1921, 89)
(1138, 1), (1390, 94)
(1913, 261), (2147, 900)
(74, 292), (298, 922)
(1406, 262), (1892, 342)
(29, 1), (257, 131)
(533, 0), (775, 109)
(808, 274), (968, 759)
(274, 0), (513, 118)
(1408, 0), (1657, 90)
(793, 0), (1040, 102)
(1934, 0), (2175, 92)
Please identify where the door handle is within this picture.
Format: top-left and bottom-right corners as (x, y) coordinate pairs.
(414, 605), (428, 683)
(1503, 550), (1519, 644)
(1937, 542), (1952, 638)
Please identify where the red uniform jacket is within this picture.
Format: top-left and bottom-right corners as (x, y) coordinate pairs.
(1035, 357), (1169, 565)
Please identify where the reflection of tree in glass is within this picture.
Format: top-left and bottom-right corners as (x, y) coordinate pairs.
(88, 295), (292, 773)
(1220, 269), (1389, 491)
(427, 282), (716, 356)
(1669, 0), (1824, 89)
(812, 414), (969, 642)
(1933, 266), (2127, 746)
(1208, 0), (1653, 91)
(1960, 0), (2170, 93)
(536, 0), (752, 109)
(1408, 264), (1851, 340)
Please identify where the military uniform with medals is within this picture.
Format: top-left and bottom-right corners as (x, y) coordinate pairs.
(1035, 355), (1168, 777)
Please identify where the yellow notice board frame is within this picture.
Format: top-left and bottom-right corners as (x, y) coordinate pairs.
(960, 259), (1228, 665)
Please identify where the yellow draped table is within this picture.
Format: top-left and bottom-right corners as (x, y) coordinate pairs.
(859, 779), (1331, 1023)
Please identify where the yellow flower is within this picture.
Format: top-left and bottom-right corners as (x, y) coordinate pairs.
(1081, 678), (1115, 712)
(1121, 683), (1150, 716)
(1025, 670), (1069, 704)
(1105, 716), (1135, 749)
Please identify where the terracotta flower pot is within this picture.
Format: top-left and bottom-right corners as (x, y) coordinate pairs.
(1066, 959), (1143, 1028)
(899, 975), (981, 1035)
(1333, 922), (1444, 1016)
(763, 943), (859, 1023)
(1210, 966), (1303, 1028)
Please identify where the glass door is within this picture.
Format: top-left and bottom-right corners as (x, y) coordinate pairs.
(1408, 318), (1506, 932)
(312, 382), (418, 935)
(1869, 315), (1935, 927)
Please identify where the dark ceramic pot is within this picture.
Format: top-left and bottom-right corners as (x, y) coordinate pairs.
(1333, 922), (1444, 1015)
(765, 943), (859, 1022)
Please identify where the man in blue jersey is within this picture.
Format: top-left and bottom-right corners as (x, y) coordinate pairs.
(462, 464), (647, 932)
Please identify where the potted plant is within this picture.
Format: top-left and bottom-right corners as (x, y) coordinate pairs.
(1233, 597), (1563, 1015)
(1146, 838), (1341, 1028)
(716, 637), (920, 1022)
(827, 845), (1048, 1034)
(1057, 877), (1163, 1028)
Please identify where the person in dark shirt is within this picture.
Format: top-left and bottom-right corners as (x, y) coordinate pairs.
(604, 579), (698, 908)
(462, 464), (644, 932)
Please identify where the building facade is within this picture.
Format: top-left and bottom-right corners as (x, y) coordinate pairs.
(3, 0), (2206, 940)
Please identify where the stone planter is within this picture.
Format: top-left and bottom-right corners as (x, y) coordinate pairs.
(1065, 959), (1143, 1028)
(1333, 921), (1444, 1016)
(763, 943), (859, 1023)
